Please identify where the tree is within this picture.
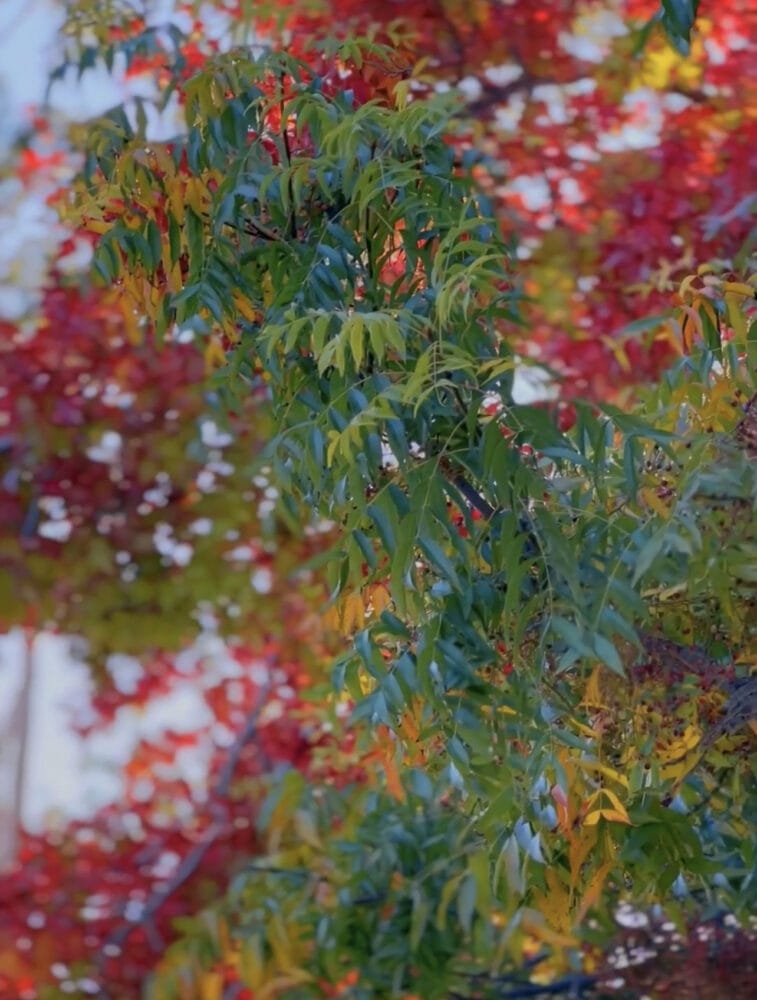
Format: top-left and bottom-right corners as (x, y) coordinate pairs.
(1, 2), (756, 998)
(0, 128), (346, 998)
(0, 246), (329, 658)
(281, 0), (755, 398)
(0, 636), (371, 999)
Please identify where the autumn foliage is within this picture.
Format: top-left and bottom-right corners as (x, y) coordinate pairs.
(0, 1), (756, 999)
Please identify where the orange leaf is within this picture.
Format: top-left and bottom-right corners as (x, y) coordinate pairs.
(383, 746), (405, 802)
(678, 303), (702, 353)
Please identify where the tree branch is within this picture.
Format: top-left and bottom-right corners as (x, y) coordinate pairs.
(452, 475), (499, 521)
(215, 683), (271, 796)
(99, 682), (272, 974)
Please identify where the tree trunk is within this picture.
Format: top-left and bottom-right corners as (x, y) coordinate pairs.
(0, 630), (34, 871)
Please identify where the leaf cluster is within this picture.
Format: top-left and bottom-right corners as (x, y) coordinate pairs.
(52, 30), (757, 997)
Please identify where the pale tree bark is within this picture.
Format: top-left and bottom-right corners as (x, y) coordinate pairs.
(0, 630), (34, 871)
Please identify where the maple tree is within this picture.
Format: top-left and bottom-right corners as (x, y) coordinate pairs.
(1, 1), (756, 998)
(0, 215), (333, 658)
(0, 49), (341, 1000)
(0, 123), (346, 1000)
(220, 0), (755, 399)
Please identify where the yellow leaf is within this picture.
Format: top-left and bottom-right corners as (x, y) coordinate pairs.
(577, 856), (616, 920)
(601, 335), (631, 373)
(204, 336), (227, 373)
(657, 723), (701, 762)
(655, 321), (684, 357)
(639, 485), (673, 520)
(82, 217), (111, 235)
(262, 271), (274, 308)
(233, 292), (260, 324)
(120, 300), (143, 345)
(697, 262), (718, 277)
(599, 787), (631, 820)
(198, 972), (222, 1000)
(677, 303), (703, 353)
(340, 593), (366, 635)
(658, 723), (703, 782)
(589, 808), (632, 825)
(583, 787), (631, 826)
(576, 758), (630, 790)
(542, 868), (571, 934)
(168, 182), (186, 224)
(364, 582), (392, 618)
(722, 280), (756, 298)
(724, 291), (749, 343)
(267, 912), (293, 969)
(436, 873), (464, 931)
(321, 603), (341, 633)
(568, 826), (598, 887)
(581, 666), (605, 709)
(520, 905), (577, 950)
(185, 176), (209, 216)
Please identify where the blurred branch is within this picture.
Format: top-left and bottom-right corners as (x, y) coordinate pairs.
(216, 682), (271, 796)
(454, 966), (598, 998)
(98, 680), (273, 984)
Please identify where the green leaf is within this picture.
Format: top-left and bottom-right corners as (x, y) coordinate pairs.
(494, 835), (524, 896)
(598, 403), (678, 446)
(409, 885), (430, 952)
(456, 872), (477, 937)
(417, 537), (462, 592)
(345, 314), (365, 369)
(592, 633), (625, 676)
(632, 527), (668, 585)
(660, 0), (700, 51)
(368, 500), (398, 554)
(551, 617), (595, 662)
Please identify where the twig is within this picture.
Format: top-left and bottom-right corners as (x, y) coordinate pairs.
(98, 682), (273, 973)
(491, 974), (597, 998)
(215, 683), (272, 796)
(453, 475), (499, 521)
(451, 970), (597, 999)
(243, 219), (282, 242)
(105, 819), (222, 957)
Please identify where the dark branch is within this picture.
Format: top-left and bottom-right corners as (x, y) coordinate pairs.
(215, 683), (271, 796)
(453, 475), (499, 521)
(100, 682), (273, 971)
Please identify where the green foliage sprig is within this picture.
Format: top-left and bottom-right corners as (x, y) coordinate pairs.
(71, 37), (757, 995)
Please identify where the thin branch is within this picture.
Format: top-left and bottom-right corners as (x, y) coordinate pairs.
(451, 970), (597, 999)
(453, 475), (499, 521)
(106, 820), (222, 957)
(215, 684), (271, 797)
(236, 863), (310, 879)
(669, 84), (711, 104)
(242, 219), (282, 242)
(100, 682), (273, 970)
(489, 974), (597, 998)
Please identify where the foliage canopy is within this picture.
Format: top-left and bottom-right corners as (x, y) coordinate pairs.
(0, 1), (755, 998)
